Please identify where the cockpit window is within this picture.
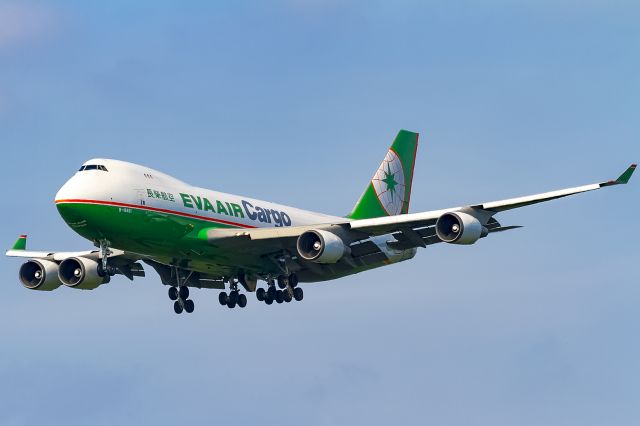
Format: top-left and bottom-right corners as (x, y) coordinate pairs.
(78, 164), (108, 172)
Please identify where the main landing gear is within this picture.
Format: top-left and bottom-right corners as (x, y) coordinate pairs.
(169, 286), (195, 314)
(218, 279), (247, 309)
(256, 274), (303, 306)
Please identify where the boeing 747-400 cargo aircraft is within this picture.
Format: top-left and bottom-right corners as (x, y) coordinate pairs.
(6, 130), (636, 313)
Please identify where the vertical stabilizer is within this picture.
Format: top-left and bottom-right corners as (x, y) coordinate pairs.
(348, 130), (419, 219)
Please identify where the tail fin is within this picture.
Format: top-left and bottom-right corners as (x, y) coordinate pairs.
(348, 130), (419, 219)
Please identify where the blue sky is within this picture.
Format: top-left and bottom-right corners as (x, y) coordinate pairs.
(1, 1), (638, 425)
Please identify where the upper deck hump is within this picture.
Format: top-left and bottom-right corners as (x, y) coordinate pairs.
(81, 158), (189, 188)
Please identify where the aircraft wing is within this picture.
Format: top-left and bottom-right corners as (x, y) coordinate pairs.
(5, 235), (146, 281)
(5, 240), (134, 262)
(206, 163), (635, 254)
(6, 248), (105, 260)
(349, 163), (636, 236)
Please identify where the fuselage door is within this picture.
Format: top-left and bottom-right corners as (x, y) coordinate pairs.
(135, 189), (148, 207)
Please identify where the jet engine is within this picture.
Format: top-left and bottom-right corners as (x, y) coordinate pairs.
(435, 212), (488, 245)
(297, 230), (347, 264)
(19, 259), (62, 291)
(58, 257), (110, 290)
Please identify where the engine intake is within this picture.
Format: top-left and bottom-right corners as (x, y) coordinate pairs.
(435, 212), (488, 245)
(296, 230), (346, 264)
(58, 257), (110, 290)
(19, 259), (62, 291)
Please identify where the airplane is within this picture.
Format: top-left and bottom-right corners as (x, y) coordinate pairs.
(6, 130), (636, 314)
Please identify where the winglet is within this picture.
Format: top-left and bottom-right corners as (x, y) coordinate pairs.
(616, 163), (636, 184)
(601, 164), (636, 187)
(12, 235), (27, 251)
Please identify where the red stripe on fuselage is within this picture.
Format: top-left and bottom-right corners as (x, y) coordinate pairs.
(54, 199), (255, 229)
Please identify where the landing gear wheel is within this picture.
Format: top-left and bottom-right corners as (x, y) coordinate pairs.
(265, 295), (274, 305)
(184, 299), (195, 313)
(275, 290), (284, 304)
(293, 287), (304, 301)
(219, 292), (228, 306)
(277, 275), (287, 289)
(288, 273), (299, 288)
(283, 291), (292, 303)
(228, 291), (239, 306)
(227, 298), (237, 309)
(168, 287), (178, 301)
(256, 288), (266, 301)
(267, 286), (277, 299)
(238, 294), (247, 308)
(179, 286), (189, 299)
(173, 300), (183, 314)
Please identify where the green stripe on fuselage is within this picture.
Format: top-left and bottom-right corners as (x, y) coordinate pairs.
(56, 202), (240, 264)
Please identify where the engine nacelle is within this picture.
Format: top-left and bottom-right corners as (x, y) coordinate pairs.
(296, 230), (347, 264)
(435, 212), (488, 245)
(19, 259), (62, 291)
(58, 257), (110, 290)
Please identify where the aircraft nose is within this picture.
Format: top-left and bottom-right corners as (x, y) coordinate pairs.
(54, 174), (89, 225)
(55, 175), (79, 203)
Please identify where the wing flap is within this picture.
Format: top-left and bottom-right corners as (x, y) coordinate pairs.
(349, 240), (382, 257)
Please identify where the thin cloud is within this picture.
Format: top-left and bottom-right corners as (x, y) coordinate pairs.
(0, 3), (53, 48)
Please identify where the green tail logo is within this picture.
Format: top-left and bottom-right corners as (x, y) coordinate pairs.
(348, 130), (419, 219)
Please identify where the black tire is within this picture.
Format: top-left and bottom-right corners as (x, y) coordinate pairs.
(283, 291), (292, 303)
(184, 299), (195, 313)
(228, 291), (239, 305)
(277, 275), (287, 289)
(179, 286), (189, 299)
(256, 288), (265, 301)
(168, 287), (178, 301)
(238, 294), (247, 308)
(267, 286), (277, 298)
(173, 301), (183, 314)
(293, 287), (303, 301)
(289, 273), (299, 288)
(275, 290), (284, 304)
(218, 292), (228, 306)
(265, 296), (273, 305)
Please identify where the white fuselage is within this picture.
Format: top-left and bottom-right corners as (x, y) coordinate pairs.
(56, 158), (344, 230)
